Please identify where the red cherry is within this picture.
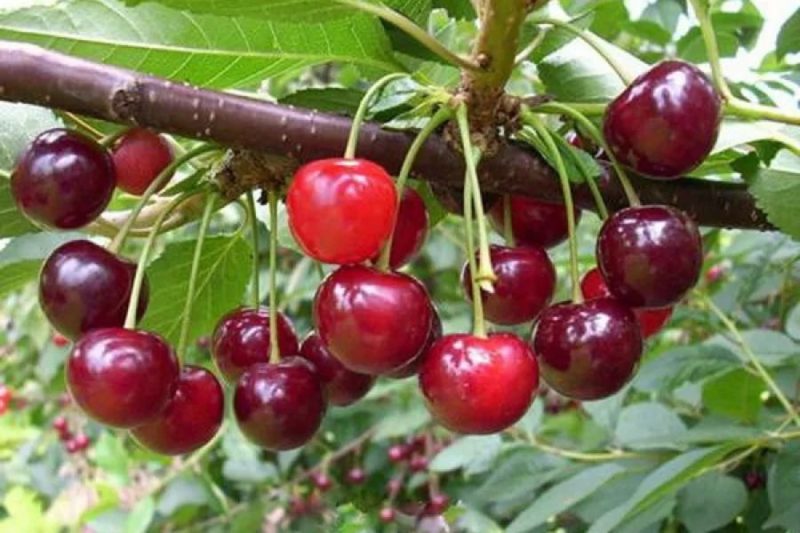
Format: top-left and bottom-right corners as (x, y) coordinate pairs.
(52, 333), (70, 348)
(386, 307), (442, 379)
(289, 496), (308, 517)
(314, 265), (433, 375)
(387, 444), (410, 463)
(296, 333), (374, 407)
(39, 240), (150, 341)
(112, 128), (174, 196)
(372, 188), (429, 269)
(233, 358), (326, 450)
(287, 158), (398, 264)
(346, 467), (366, 485)
(311, 471), (333, 492)
(745, 471), (766, 491)
(66, 328), (179, 428)
(65, 439), (80, 454)
(419, 333), (539, 434)
(424, 494), (450, 516)
(132, 366), (224, 455)
(597, 206), (703, 308)
(379, 507), (396, 523)
(409, 455), (428, 472)
(211, 307), (299, 382)
(533, 299), (643, 400)
(0, 385), (10, 405)
(52, 416), (69, 434)
(706, 264), (726, 285)
(604, 60), (722, 179)
(488, 195), (581, 249)
(71, 433), (90, 452)
(462, 245), (556, 325)
(11, 129), (115, 229)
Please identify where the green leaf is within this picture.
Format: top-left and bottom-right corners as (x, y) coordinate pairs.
(0, 102), (62, 170)
(676, 472), (748, 533)
(433, 0), (475, 19)
(430, 435), (502, 475)
(0, 487), (55, 533)
(91, 433), (130, 485)
(125, 497), (155, 533)
(221, 427), (279, 483)
(702, 368), (766, 424)
(786, 303), (800, 340)
(0, 260), (41, 300)
(777, 8), (800, 59)
(706, 329), (800, 366)
(507, 463), (627, 533)
(748, 165), (800, 240)
(0, 179), (38, 238)
(157, 475), (209, 515)
(633, 345), (738, 393)
(279, 88), (364, 115)
(615, 402), (688, 450)
(0, 0), (402, 89)
(139, 234), (251, 347)
(767, 442), (800, 528)
(373, 405), (431, 439)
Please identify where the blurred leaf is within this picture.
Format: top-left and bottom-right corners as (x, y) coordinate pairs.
(633, 345), (738, 393)
(706, 329), (800, 366)
(0, 180), (38, 238)
(787, 303), (800, 340)
(0, 102), (62, 171)
(767, 442), (800, 528)
(433, 0), (474, 19)
(125, 497), (154, 533)
(702, 369), (766, 424)
(0, 260), (41, 300)
(615, 402), (688, 450)
(221, 427), (278, 483)
(430, 435), (502, 475)
(91, 433), (130, 485)
(373, 405), (431, 439)
(0, 487), (55, 533)
(157, 475), (209, 515)
(676, 472), (747, 533)
(677, 27), (738, 62)
(777, 7), (800, 59)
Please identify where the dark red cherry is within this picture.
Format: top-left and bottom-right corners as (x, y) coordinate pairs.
(66, 328), (179, 428)
(112, 128), (174, 196)
(287, 158), (398, 264)
(387, 444), (410, 463)
(314, 265), (432, 375)
(386, 307), (442, 379)
(462, 245), (555, 325)
(311, 471), (333, 492)
(604, 60), (722, 179)
(297, 333), (374, 407)
(419, 333), (539, 434)
(372, 188), (428, 269)
(533, 299), (643, 400)
(596, 205), (703, 308)
(233, 358), (326, 450)
(11, 129), (115, 229)
(424, 494), (450, 516)
(211, 307), (299, 382)
(581, 268), (673, 339)
(132, 365), (224, 455)
(71, 433), (90, 452)
(39, 240), (150, 341)
(489, 195), (581, 249)
(346, 467), (366, 485)
(409, 455), (429, 472)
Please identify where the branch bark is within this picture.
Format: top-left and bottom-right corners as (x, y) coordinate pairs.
(0, 41), (773, 231)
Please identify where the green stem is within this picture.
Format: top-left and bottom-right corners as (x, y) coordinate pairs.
(550, 102), (607, 116)
(176, 194), (217, 358)
(344, 73), (408, 159)
(687, 0), (733, 101)
(377, 107), (452, 271)
(771, 133), (800, 157)
(99, 129), (127, 149)
(462, 161), (486, 338)
(247, 191), (261, 308)
(268, 189), (280, 363)
(502, 194), (516, 246)
(585, 174), (609, 220)
(514, 28), (548, 65)
(109, 145), (218, 253)
(727, 100), (800, 127)
(62, 112), (104, 140)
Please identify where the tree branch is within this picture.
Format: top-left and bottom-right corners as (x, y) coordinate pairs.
(0, 41), (772, 231)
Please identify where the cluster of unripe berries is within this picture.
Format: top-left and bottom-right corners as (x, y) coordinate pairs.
(51, 415), (91, 454)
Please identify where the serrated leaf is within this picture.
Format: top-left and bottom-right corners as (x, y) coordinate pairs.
(748, 167), (800, 240)
(615, 402), (688, 450)
(139, 234), (251, 347)
(702, 368), (766, 424)
(677, 472), (747, 533)
(430, 435), (502, 475)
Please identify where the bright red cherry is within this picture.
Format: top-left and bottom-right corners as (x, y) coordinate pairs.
(11, 129), (115, 229)
(66, 328), (179, 428)
(386, 307), (442, 379)
(604, 60), (722, 179)
(287, 158), (398, 264)
(68, 433), (90, 453)
(39, 240), (150, 341)
(596, 205), (703, 308)
(419, 333), (539, 434)
(112, 128), (174, 196)
(372, 188), (428, 269)
(297, 333), (374, 407)
(581, 268), (673, 339)
(52, 416), (68, 434)
(211, 307), (299, 382)
(132, 366), (224, 455)
(387, 444), (410, 463)
(379, 507), (396, 523)
(314, 265), (433, 375)
(462, 245), (555, 325)
(346, 467), (366, 485)
(533, 299), (643, 400)
(233, 358), (326, 450)
(489, 195), (581, 249)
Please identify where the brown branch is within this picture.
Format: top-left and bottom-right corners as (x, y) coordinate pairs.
(0, 40), (772, 231)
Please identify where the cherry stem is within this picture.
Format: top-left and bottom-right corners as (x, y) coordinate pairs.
(123, 191), (196, 329)
(177, 193), (217, 358)
(246, 191), (261, 309)
(686, 0), (734, 101)
(61, 112), (104, 140)
(268, 189), (280, 363)
(502, 194), (516, 246)
(376, 107), (452, 271)
(462, 162), (487, 338)
(99, 129), (126, 149)
(344, 73), (408, 159)
(108, 144), (218, 254)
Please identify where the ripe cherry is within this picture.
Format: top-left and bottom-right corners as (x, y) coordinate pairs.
(604, 60), (722, 179)
(596, 205), (703, 308)
(409, 455), (429, 472)
(297, 333), (374, 407)
(67, 433), (90, 454)
(372, 188), (429, 269)
(314, 265), (433, 375)
(379, 507), (396, 523)
(419, 333), (539, 434)
(424, 494), (450, 516)
(233, 358), (326, 450)
(346, 467), (366, 485)
(581, 268), (673, 339)
(462, 245), (555, 325)
(212, 307), (299, 382)
(52, 416), (68, 434)
(533, 299), (643, 400)
(287, 158), (397, 264)
(706, 264), (726, 285)
(387, 444), (410, 463)
(489, 195), (581, 249)
(11, 129), (115, 229)
(39, 240), (150, 341)
(311, 472), (333, 492)
(67, 328), (179, 428)
(386, 307), (442, 379)
(112, 128), (174, 196)
(132, 366), (224, 455)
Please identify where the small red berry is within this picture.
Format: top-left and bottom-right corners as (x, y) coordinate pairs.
(72, 433), (90, 451)
(379, 507), (396, 523)
(0, 385), (11, 405)
(112, 128), (174, 196)
(745, 470), (766, 491)
(311, 472), (333, 492)
(388, 444), (410, 463)
(346, 467), (366, 485)
(52, 416), (68, 433)
(409, 455), (428, 472)
(52, 333), (70, 348)
(424, 493), (450, 516)
(705, 265), (725, 285)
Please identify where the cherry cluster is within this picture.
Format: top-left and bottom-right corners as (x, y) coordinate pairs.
(52, 415), (91, 454)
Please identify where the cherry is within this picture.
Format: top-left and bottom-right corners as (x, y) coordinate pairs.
(11, 129), (115, 229)
(581, 268), (673, 339)
(112, 128), (174, 196)
(346, 467), (366, 485)
(289, 496), (308, 517)
(52, 333), (70, 348)
(533, 299), (643, 400)
(706, 264), (726, 285)
(52, 416), (68, 434)
(596, 205), (703, 308)
(0, 385), (10, 405)
(211, 307), (299, 382)
(297, 333), (374, 407)
(409, 455), (428, 472)
(68, 433), (90, 453)
(745, 470), (766, 491)
(488, 195), (581, 249)
(419, 333), (539, 434)
(66, 328), (179, 428)
(386, 307), (442, 379)
(311, 472), (333, 492)
(387, 444), (411, 463)
(314, 265), (433, 375)
(132, 366), (224, 455)
(604, 60), (722, 179)
(371, 188), (429, 269)
(424, 494), (450, 516)
(462, 245), (556, 325)
(379, 507), (396, 524)
(39, 240), (150, 341)
(233, 358), (326, 450)
(287, 158), (397, 264)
